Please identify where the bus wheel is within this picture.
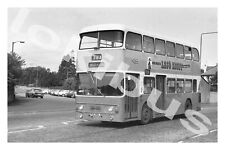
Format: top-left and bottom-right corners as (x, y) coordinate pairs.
(185, 99), (192, 111)
(140, 103), (153, 125)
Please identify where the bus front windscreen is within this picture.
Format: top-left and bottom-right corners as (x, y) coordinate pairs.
(79, 30), (124, 50)
(77, 72), (124, 96)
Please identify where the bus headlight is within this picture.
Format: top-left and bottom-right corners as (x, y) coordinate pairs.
(79, 105), (84, 110)
(107, 106), (119, 114)
(76, 105), (84, 111)
(108, 106), (114, 112)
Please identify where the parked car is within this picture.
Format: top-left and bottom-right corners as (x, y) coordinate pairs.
(66, 90), (76, 98)
(49, 89), (55, 95)
(54, 90), (60, 96)
(25, 88), (44, 98)
(61, 90), (70, 97)
(42, 89), (49, 94)
(58, 90), (65, 96)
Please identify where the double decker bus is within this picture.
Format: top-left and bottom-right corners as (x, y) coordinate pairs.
(75, 24), (201, 124)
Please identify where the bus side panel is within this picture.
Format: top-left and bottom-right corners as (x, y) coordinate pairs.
(165, 93), (201, 115)
(190, 92), (201, 111)
(165, 93), (186, 115)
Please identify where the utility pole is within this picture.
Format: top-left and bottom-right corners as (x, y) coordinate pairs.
(36, 67), (39, 87)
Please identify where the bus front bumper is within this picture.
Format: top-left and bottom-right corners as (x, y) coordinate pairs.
(75, 111), (123, 122)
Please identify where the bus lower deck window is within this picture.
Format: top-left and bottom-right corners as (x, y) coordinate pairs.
(185, 79), (192, 93)
(167, 78), (175, 93)
(176, 79), (184, 93)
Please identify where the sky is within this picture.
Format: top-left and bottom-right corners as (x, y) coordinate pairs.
(8, 8), (217, 71)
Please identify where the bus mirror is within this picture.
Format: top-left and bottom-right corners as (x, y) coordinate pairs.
(140, 87), (144, 95)
(127, 75), (131, 80)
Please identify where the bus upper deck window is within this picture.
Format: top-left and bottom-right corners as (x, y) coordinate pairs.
(192, 48), (199, 61)
(184, 46), (192, 60)
(80, 32), (98, 49)
(143, 36), (155, 53)
(99, 30), (124, 48)
(125, 32), (142, 51)
(155, 39), (166, 55)
(79, 30), (124, 50)
(166, 41), (175, 57)
(175, 44), (184, 59)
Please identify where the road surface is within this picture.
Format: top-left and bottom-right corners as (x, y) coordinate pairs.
(8, 91), (217, 142)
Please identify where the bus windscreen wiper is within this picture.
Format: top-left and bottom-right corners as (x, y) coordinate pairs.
(87, 71), (104, 96)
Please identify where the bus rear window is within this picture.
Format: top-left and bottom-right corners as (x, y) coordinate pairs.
(192, 48), (199, 61)
(155, 39), (166, 55)
(125, 32), (142, 51)
(184, 46), (192, 60)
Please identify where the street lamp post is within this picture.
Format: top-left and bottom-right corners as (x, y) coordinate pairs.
(12, 41), (25, 53)
(36, 67), (39, 87)
(200, 32), (217, 67)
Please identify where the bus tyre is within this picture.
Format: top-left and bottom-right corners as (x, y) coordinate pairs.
(140, 103), (153, 125)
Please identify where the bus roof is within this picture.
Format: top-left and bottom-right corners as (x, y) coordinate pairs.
(80, 24), (198, 49)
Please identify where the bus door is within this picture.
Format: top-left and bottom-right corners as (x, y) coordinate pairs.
(124, 73), (139, 119)
(156, 75), (166, 113)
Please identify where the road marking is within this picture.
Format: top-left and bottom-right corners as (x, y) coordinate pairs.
(190, 133), (207, 139)
(61, 120), (88, 125)
(62, 121), (76, 125)
(8, 110), (74, 116)
(8, 125), (45, 134)
(210, 129), (217, 133)
(177, 129), (217, 143)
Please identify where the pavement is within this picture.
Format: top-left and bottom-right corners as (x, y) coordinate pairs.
(8, 88), (217, 142)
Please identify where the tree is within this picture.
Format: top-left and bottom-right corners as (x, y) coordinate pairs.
(8, 52), (25, 81)
(19, 67), (61, 87)
(63, 77), (77, 90)
(8, 52), (25, 102)
(57, 54), (76, 85)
